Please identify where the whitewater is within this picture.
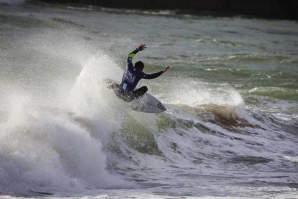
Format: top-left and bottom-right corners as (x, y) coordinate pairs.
(0, 1), (298, 198)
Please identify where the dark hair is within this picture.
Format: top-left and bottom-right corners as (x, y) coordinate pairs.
(135, 61), (144, 70)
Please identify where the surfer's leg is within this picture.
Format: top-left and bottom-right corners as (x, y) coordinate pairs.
(123, 94), (133, 102)
(116, 89), (134, 102)
(132, 86), (148, 99)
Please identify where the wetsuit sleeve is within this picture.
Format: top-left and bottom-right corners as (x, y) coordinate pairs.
(143, 71), (163, 79)
(127, 48), (139, 70)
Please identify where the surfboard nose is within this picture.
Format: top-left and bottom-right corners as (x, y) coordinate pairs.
(158, 102), (167, 111)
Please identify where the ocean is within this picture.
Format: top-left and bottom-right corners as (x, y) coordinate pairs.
(0, 1), (298, 198)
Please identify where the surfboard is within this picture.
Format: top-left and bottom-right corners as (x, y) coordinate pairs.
(104, 79), (167, 113)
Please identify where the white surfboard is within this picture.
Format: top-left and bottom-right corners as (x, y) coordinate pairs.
(104, 79), (166, 113)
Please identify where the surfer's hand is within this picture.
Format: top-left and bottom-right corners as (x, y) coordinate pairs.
(138, 44), (146, 51)
(162, 66), (170, 73)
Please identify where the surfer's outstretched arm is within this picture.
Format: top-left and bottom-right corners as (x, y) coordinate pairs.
(144, 66), (170, 79)
(144, 71), (163, 79)
(127, 49), (138, 70)
(127, 44), (146, 69)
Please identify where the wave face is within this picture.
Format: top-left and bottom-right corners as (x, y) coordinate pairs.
(0, 3), (298, 198)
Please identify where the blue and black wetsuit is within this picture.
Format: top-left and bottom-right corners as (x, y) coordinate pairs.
(117, 48), (163, 101)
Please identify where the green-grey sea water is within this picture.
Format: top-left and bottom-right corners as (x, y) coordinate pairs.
(0, 1), (298, 198)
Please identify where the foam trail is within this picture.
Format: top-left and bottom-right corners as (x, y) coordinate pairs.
(162, 78), (246, 120)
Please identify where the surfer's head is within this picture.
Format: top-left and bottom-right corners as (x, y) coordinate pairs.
(135, 61), (144, 71)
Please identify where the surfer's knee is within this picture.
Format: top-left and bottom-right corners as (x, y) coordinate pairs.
(137, 86), (148, 95)
(142, 86), (148, 93)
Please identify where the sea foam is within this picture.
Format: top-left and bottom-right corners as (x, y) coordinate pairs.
(0, 54), (130, 196)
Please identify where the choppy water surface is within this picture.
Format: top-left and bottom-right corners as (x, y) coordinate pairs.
(0, 1), (298, 198)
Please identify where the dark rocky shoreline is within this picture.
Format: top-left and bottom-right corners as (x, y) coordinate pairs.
(28, 0), (298, 20)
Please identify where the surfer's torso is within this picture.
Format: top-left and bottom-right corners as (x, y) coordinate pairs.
(119, 49), (162, 94)
(120, 57), (146, 93)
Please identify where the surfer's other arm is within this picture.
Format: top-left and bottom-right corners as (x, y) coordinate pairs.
(162, 66), (170, 73)
(144, 66), (170, 79)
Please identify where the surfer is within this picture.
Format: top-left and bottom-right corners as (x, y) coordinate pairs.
(117, 44), (170, 101)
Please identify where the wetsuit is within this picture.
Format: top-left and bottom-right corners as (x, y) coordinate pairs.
(117, 48), (163, 101)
